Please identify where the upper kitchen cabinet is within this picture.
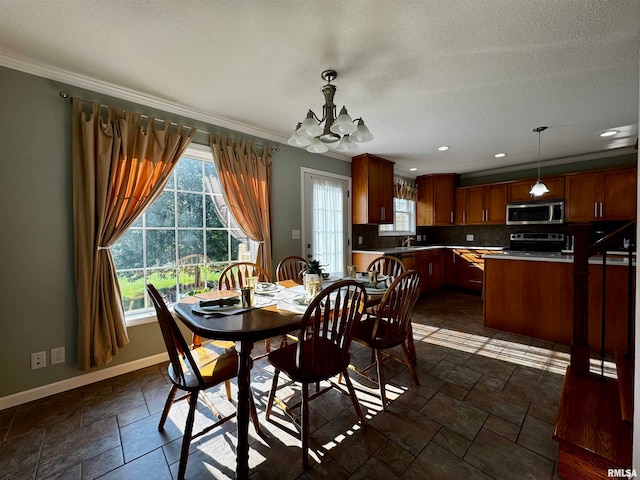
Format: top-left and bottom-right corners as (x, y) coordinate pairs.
(352, 153), (395, 224)
(507, 176), (565, 203)
(416, 174), (457, 226)
(565, 167), (637, 222)
(465, 184), (507, 224)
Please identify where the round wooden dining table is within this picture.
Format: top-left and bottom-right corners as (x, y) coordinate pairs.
(173, 280), (303, 479)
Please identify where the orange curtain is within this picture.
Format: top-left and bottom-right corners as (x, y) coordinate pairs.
(72, 98), (195, 369)
(209, 134), (273, 274)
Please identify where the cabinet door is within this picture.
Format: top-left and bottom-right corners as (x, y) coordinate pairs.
(378, 159), (395, 224)
(565, 172), (600, 222)
(368, 158), (383, 223)
(455, 188), (468, 224)
(485, 184), (507, 224)
(429, 250), (445, 290)
(602, 168), (636, 221)
(445, 249), (457, 286)
(413, 252), (430, 292)
(466, 187), (485, 224)
(507, 176), (565, 202)
(417, 174), (456, 226)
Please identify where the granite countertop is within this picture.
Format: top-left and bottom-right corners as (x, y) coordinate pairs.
(352, 245), (505, 255)
(483, 250), (635, 266)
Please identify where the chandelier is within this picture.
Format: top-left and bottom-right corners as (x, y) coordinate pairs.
(287, 70), (373, 154)
(529, 126), (549, 197)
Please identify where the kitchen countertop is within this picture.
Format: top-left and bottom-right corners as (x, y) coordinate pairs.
(484, 250), (635, 266)
(352, 246), (505, 255)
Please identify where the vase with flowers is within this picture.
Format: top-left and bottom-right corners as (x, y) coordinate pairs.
(301, 258), (324, 291)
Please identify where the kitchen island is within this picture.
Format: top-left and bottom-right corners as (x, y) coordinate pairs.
(483, 251), (635, 354)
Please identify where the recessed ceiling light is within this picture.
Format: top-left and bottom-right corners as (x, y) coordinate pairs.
(408, 167), (418, 172)
(494, 153), (507, 158)
(437, 146), (450, 151)
(600, 130), (619, 137)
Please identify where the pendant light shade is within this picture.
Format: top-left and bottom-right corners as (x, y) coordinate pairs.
(529, 126), (549, 197)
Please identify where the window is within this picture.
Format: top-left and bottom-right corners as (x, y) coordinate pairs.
(378, 198), (416, 236)
(112, 145), (256, 318)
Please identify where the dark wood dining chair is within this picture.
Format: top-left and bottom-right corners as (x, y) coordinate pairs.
(276, 255), (307, 283)
(350, 270), (422, 411)
(366, 255), (406, 279)
(264, 280), (367, 469)
(146, 284), (260, 480)
(217, 261), (270, 290)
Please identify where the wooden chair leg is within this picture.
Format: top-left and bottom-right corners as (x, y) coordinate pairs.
(265, 370), (280, 420)
(224, 379), (232, 401)
(375, 349), (387, 410)
(406, 321), (417, 365)
(178, 392), (198, 480)
(301, 383), (310, 469)
(342, 369), (366, 424)
(159, 385), (178, 430)
(401, 342), (420, 386)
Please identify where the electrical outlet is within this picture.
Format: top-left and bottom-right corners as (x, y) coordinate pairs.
(466, 234), (474, 242)
(358, 236), (363, 245)
(291, 229), (300, 239)
(51, 347), (65, 365)
(31, 351), (46, 370)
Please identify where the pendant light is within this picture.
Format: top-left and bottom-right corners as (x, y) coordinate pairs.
(529, 126), (549, 197)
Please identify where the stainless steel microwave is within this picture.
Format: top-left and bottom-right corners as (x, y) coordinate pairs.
(506, 201), (564, 225)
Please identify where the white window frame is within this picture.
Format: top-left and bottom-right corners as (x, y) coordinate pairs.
(114, 144), (256, 326)
(378, 197), (416, 236)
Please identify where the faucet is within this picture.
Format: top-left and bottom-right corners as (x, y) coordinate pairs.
(402, 235), (413, 248)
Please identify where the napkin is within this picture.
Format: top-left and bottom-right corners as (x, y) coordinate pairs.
(200, 297), (240, 308)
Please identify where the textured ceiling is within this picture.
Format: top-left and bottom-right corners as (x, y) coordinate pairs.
(0, 0), (638, 177)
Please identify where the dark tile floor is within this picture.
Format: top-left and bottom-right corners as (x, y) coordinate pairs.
(0, 291), (615, 479)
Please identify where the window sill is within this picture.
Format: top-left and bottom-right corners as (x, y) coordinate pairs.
(126, 310), (157, 327)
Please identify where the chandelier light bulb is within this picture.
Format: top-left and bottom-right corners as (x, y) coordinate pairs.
(287, 123), (312, 147)
(330, 106), (357, 135)
(297, 111), (323, 138)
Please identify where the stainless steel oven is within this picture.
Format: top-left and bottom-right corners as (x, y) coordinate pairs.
(506, 201), (564, 225)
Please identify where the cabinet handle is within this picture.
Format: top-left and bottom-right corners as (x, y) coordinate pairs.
(594, 202), (598, 218)
(463, 211), (466, 223)
(450, 211), (453, 223)
(599, 202), (603, 218)
(469, 280), (483, 284)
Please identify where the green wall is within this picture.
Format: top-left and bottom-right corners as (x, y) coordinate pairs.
(0, 66), (349, 398)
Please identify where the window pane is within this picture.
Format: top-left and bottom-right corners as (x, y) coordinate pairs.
(178, 230), (204, 259)
(146, 190), (175, 228)
(176, 157), (203, 192)
(147, 268), (178, 304)
(231, 231), (252, 261)
(206, 230), (229, 262)
(205, 195), (224, 228)
(146, 229), (176, 267)
(112, 228), (143, 269)
(177, 192), (203, 228)
(118, 269), (145, 312)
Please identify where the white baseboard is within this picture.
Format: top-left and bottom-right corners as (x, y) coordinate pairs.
(0, 353), (169, 410)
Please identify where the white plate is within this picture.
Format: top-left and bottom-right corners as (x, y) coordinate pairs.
(256, 282), (277, 292)
(192, 303), (238, 314)
(365, 287), (387, 295)
(293, 297), (310, 307)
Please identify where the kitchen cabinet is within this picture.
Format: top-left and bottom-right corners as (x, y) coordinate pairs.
(465, 184), (507, 225)
(565, 167), (637, 222)
(413, 249), (444, 292)
(351, 252), (382, 272)
(451, 248), (487, 291)
(454, 188), (468, 225)
(351, 153), (395, 224)
(416, 174), (457, 226)
(507, 176), (565, 203)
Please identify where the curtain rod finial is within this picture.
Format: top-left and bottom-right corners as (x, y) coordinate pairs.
(59, 92), (70, 99)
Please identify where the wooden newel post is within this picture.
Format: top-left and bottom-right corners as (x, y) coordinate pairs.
(570, 223), (592, 377)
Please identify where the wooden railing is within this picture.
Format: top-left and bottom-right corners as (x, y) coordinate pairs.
(570, 220), (636, 377)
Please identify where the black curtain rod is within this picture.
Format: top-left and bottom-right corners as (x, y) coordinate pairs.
(59, 91), (279, 151)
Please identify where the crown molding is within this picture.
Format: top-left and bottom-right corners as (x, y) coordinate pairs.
(0, 54), (353, 161)
(460, 147), (637, 179)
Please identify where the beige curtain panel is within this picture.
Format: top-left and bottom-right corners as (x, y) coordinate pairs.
(72, 98), (195, 370)
(394, 179), (418, 201)
(209, 134), (273, 275)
